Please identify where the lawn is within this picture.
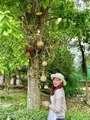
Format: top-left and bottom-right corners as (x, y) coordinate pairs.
(0, 89), (90, 120)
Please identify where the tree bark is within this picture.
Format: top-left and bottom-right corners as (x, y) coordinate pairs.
(78, 37), (90, 104)
(26, 0), (48, 109)
(27, 57), (40, 109)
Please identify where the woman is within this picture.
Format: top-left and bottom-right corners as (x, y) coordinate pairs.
(42, 73), (67, 120)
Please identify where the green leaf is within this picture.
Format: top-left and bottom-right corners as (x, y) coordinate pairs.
(3, 31), (9, 36)
(36, 11), (42, 15)
(0, 23), (3, 26)
(0, 14), (4, 20)
(40, 0), (49, 9)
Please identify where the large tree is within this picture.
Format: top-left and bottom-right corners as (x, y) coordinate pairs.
(0, 0), (89, 108)
(48, 0), (90, 103)
(0, 0), (50, 109)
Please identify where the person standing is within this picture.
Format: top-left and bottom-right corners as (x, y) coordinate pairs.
(42, 73), (67, 120)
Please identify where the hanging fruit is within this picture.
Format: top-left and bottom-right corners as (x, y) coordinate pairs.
(37, 40), (44, 48)
(42, 61), (47, 67)
(37, 30), (40, 34)
(36, 30), (40, 36)
(40, 75), (46, 82)
(25, 51), (30, 58)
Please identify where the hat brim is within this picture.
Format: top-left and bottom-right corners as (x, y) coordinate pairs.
(51, 74), (67, 86)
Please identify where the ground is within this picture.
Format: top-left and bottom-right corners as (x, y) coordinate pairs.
(41, 89), (90, 119)
(0, 88), (90, 120)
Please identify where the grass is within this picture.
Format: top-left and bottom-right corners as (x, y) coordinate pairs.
(0, 89), (27, 109)
(0, 89), (90, 120)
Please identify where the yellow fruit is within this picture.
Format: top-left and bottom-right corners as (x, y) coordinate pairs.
(26, 51), (30, 58)
(37, 40), (44, 48)
(42, 61), (47, 67)
(40, 75), (46, 82)
(37, 30), (40, 34)
(36, 30), (40, 36)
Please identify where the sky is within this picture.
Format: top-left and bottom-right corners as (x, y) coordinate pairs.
(75, 0), (86, 10)
(69, 0), (89, 68)
(69, 38), (90, 68)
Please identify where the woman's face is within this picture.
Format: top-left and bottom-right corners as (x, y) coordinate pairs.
(53, 77), (62, 87)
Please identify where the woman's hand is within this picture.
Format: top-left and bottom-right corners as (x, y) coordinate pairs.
(42, 101), (50, 108)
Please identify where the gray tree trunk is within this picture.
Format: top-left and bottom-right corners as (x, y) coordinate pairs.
(27, 58), (40, 109)
(86, 75), (90, 105)
(26, 1), (48, 109)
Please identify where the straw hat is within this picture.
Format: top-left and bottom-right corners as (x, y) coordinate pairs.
(51, 73), (67, 86)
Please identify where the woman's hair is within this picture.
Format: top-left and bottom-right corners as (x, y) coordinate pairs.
(50, 82), (63, 96)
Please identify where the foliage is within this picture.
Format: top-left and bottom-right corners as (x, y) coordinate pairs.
(0, 108), (89, 120)
(82, 0), (90, 4)
(49, 0), (90, 47)
(66, 111), (90, 120)
(0, 0), (90, 109)
(0, 89), (90, 120)
(0, 108), (48, 120)
(47, 47), (74, 75)
(65, 72), (81, 97)
(0, 95), (12, 101)
(51, 0), (90, 98)
(46, 46), (77, 97)
(0, 10), (28, 75)
(0, 89), (26, 106)
(46, 45), (74, 79)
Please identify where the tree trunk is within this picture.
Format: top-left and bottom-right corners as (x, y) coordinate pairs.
(78, 36), (90, 104)
(26, 1), (48, 109)
(87, 92), (90, 105)
(27, 57), (40, 109)
(85, 74), (90, 105)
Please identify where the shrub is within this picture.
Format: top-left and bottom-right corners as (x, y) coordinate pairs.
(0, 108), (90, 120)
(65, 72), (81, 97)
(0, 108), (48, 120)
(66, 111), (90, 120)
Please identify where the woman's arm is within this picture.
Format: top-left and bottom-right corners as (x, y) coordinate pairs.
(49, 89), (63, 113)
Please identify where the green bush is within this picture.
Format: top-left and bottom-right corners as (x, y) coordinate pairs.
(0, 95), (12, 101)
(46, 47), (76, 97)
(65, 72), (81, 97)
(66, 111), (90, 120)
(0, 108), (48, 120)
(0, 108), (90, 120)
